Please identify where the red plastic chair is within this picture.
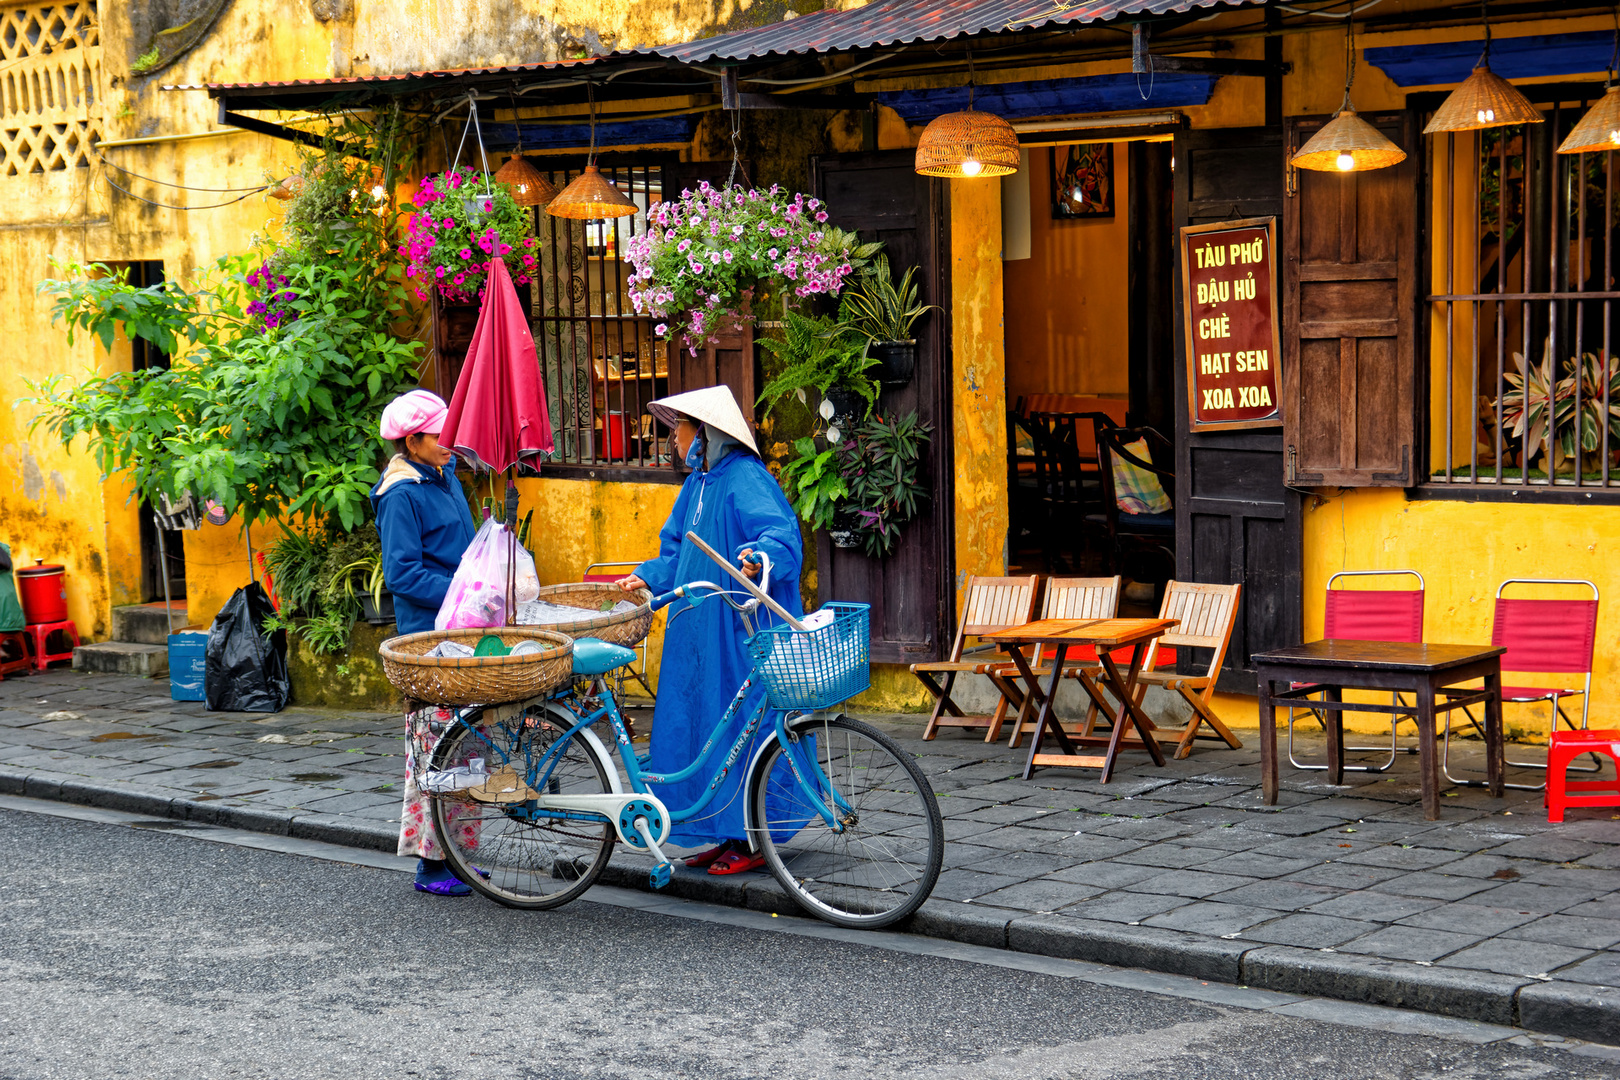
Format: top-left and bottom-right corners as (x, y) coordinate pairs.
(1289, 570), (1425, 773)
(1443, 578), (1600, 791)
(1546, 729), (1620, 821)
(583, 561), (656, 703)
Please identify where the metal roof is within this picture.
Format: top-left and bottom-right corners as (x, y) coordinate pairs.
(652, 0), (1259, 63)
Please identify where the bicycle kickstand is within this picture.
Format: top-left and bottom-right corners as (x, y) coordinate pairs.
(633, 815), (674, 889)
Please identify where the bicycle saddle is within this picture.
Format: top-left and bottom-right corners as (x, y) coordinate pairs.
(571, 637), (637, 677)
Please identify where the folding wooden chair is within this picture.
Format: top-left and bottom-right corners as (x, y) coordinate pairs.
(993, 576), (1121, 746)
(915, 575), (1040, 740)
(1065, 581), (1244, 760)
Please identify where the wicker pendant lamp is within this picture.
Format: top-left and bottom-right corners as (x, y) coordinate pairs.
(1558, 18), (1620, 154)
(495, 154), (556, 207)
(914, 48), (1021, 179)
(547, 83), (637, 219)
(1423, 2), (1542, 133)
(1291, 10), (1405, 173)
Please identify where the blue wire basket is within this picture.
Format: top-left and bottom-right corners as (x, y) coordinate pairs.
(746, 602), (871, 711)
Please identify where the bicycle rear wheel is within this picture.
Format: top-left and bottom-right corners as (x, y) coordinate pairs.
(430, 702), (616, 909)
(749, 713), (943, 929)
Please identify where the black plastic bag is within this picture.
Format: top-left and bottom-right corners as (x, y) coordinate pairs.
(205, 582), (290, 713)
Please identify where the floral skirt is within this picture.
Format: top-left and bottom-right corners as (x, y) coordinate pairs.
(398, 704), (479, 860)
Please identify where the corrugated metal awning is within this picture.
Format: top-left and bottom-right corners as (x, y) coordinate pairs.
(652, 0), (1259, 64)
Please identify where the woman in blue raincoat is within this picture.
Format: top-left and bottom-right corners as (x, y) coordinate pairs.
(617, 386), (804, 875)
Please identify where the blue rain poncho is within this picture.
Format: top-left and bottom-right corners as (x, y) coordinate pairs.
(635, 443), (804, 847)
(370, 455), (477, 635)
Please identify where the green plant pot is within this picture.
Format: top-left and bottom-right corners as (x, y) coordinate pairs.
(824, 387), (865, 431)
(359, 591), (395, 626)
(869, 340), (917, 388)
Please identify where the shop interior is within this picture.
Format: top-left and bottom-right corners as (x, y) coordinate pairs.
(1002, 137), (1178, 601)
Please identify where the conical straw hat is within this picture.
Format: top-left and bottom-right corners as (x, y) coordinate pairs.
(1558, 84), (1620, 155)
(1291, 104), (1407, 172)
(647, 385), (759, 455)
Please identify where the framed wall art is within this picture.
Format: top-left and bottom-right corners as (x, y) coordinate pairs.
(1052, 142), (1114, 218)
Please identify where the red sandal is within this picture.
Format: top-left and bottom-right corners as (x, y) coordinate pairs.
(682, 844), (730, 868)
(707, 849), (767, 875)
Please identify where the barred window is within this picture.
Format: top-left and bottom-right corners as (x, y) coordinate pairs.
(1428, 91), (1620, 492)
(0, 1), (99, 175)
(528, 161), (681, 480)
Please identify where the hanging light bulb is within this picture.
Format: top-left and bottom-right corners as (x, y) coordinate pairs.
(914, 47), (1021, 179)
(1291, 9), (1406, 173)
(548, 82), (637, 219)
(1424, 1), (1543, 134)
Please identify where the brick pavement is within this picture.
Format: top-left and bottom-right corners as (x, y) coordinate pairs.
(2, 668), (1618, 1041)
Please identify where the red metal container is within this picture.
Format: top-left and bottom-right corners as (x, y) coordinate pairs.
(16, 562), (68, 625)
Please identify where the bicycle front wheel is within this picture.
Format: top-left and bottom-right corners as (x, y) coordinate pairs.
(430, 702), (616, 910)
(749, 713), (943, 929)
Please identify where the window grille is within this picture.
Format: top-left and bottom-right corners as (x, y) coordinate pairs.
(1428, 93), (1620, 491)
(528, 160), (680, 479)
(0, 1), (99, 175)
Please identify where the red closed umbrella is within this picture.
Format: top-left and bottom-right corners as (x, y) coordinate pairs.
(441, 256), (554, 473)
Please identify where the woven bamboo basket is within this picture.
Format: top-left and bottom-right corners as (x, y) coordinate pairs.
(378, 627), (574, 707)
(522, 583), (654, 647)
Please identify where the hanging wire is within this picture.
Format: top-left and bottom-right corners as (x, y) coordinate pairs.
(1137, 33), (1156, 101)
(1608, 3), (1619, 87)
(1475, 0), (1492, 68)
(103, 171), (268, 210)
(95, 154), (275, 193)
(1343, 1), (1358, 104)
(450, 89), (495, 195)
(724, 106), (752, 190)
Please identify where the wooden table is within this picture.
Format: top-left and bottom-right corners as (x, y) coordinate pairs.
(1254, 640), (1507, 821)
(984, 618), (1179, 782)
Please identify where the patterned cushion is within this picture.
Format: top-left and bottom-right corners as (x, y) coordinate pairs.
(1112, 438), (1172, 515)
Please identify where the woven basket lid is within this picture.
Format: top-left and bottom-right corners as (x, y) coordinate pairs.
(1292, 105), (1407, 172)
(1423, 65), (1544, 134)
(915, 109), (1021, 178)
(1558, 84), (1620, 154)
(546, 164), (638, 219)
(494, 153), (557, 206)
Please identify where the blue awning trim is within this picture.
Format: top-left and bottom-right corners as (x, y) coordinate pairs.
(1364, 31), (1615, 88)
(485, 117), (697, 151)
(875, 72), (1218, 124)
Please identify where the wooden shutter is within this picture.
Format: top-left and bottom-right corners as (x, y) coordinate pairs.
(810, 151), (954, 665)
(1173, 126), (1302, 689)
(1282, 111), (1420, 487)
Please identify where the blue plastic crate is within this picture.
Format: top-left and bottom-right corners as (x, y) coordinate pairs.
(168, 630), (208, 702)
(745, 602), (870, 711)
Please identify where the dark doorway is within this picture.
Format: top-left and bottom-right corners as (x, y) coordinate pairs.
(125, 260), (186, 604)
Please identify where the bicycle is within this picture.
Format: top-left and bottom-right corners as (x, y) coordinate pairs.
(422, 535), (944, 929)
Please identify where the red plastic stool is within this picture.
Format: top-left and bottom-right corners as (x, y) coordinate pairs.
(0, 631), (30, 679)
(1546, 729), (1620, 822)
(23, 620), (79, 671)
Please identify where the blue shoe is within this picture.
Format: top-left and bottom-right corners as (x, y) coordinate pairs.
(415, 858), (472, 897)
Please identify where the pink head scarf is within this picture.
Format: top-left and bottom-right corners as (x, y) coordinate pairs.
(380, 390), (448, 441)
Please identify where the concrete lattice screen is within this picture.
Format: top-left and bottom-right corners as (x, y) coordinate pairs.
(0, 0), (99, 175)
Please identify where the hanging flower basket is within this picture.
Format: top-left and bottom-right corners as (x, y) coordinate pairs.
(401, 168), (538, 304)
(624, 182), (860, 353)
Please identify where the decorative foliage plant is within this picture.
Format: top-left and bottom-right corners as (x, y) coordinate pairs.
(624, 182), (864, 350)
(756, 311), (878, 417)
(402, 167), (538, 303)
(1497, 346), (1620, 473)
(262, 525), (385, 654)
(840, 254), (936, 344)
(836, 411), (934, 558)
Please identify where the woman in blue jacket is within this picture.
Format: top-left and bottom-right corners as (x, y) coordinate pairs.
(370, 389), (478, 896)
(617, 386), (804, 876)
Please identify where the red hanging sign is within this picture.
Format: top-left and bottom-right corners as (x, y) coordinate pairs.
(1180, 217), (1283, 432)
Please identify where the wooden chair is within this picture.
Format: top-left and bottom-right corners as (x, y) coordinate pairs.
(915, 575), (1040, 740)
(1094, 581), (1245, 760)
(1090, 423), (1176, 585)
(991, 576), (1121, 746)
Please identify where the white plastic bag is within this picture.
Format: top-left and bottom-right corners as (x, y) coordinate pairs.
(434, 517), (542, 631)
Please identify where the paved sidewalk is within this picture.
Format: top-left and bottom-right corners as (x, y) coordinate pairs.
(3, 669), (1619, 1043)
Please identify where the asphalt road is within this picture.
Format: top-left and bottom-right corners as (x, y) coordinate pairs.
(0, 805), (1616, 1080)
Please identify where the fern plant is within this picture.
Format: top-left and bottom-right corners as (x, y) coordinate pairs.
(755, 311), (878, 417)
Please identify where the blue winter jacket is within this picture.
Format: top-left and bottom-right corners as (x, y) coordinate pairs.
(370, 455), (476, 635)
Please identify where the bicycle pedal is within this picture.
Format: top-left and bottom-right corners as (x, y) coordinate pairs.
(648, 861), (672, 890)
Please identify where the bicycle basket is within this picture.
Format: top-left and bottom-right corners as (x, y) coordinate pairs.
(745, 602), (870, 711)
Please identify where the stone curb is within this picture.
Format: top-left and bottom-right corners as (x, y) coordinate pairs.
(5, 767), (1617, 1045)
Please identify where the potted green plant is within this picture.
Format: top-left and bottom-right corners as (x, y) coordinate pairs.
(756, 310), (879, 425)
(778, 434), (850, 542)
(836, 410), (934, 557)
(330, 553), (392, 625)
(840, 255), (937, 388)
